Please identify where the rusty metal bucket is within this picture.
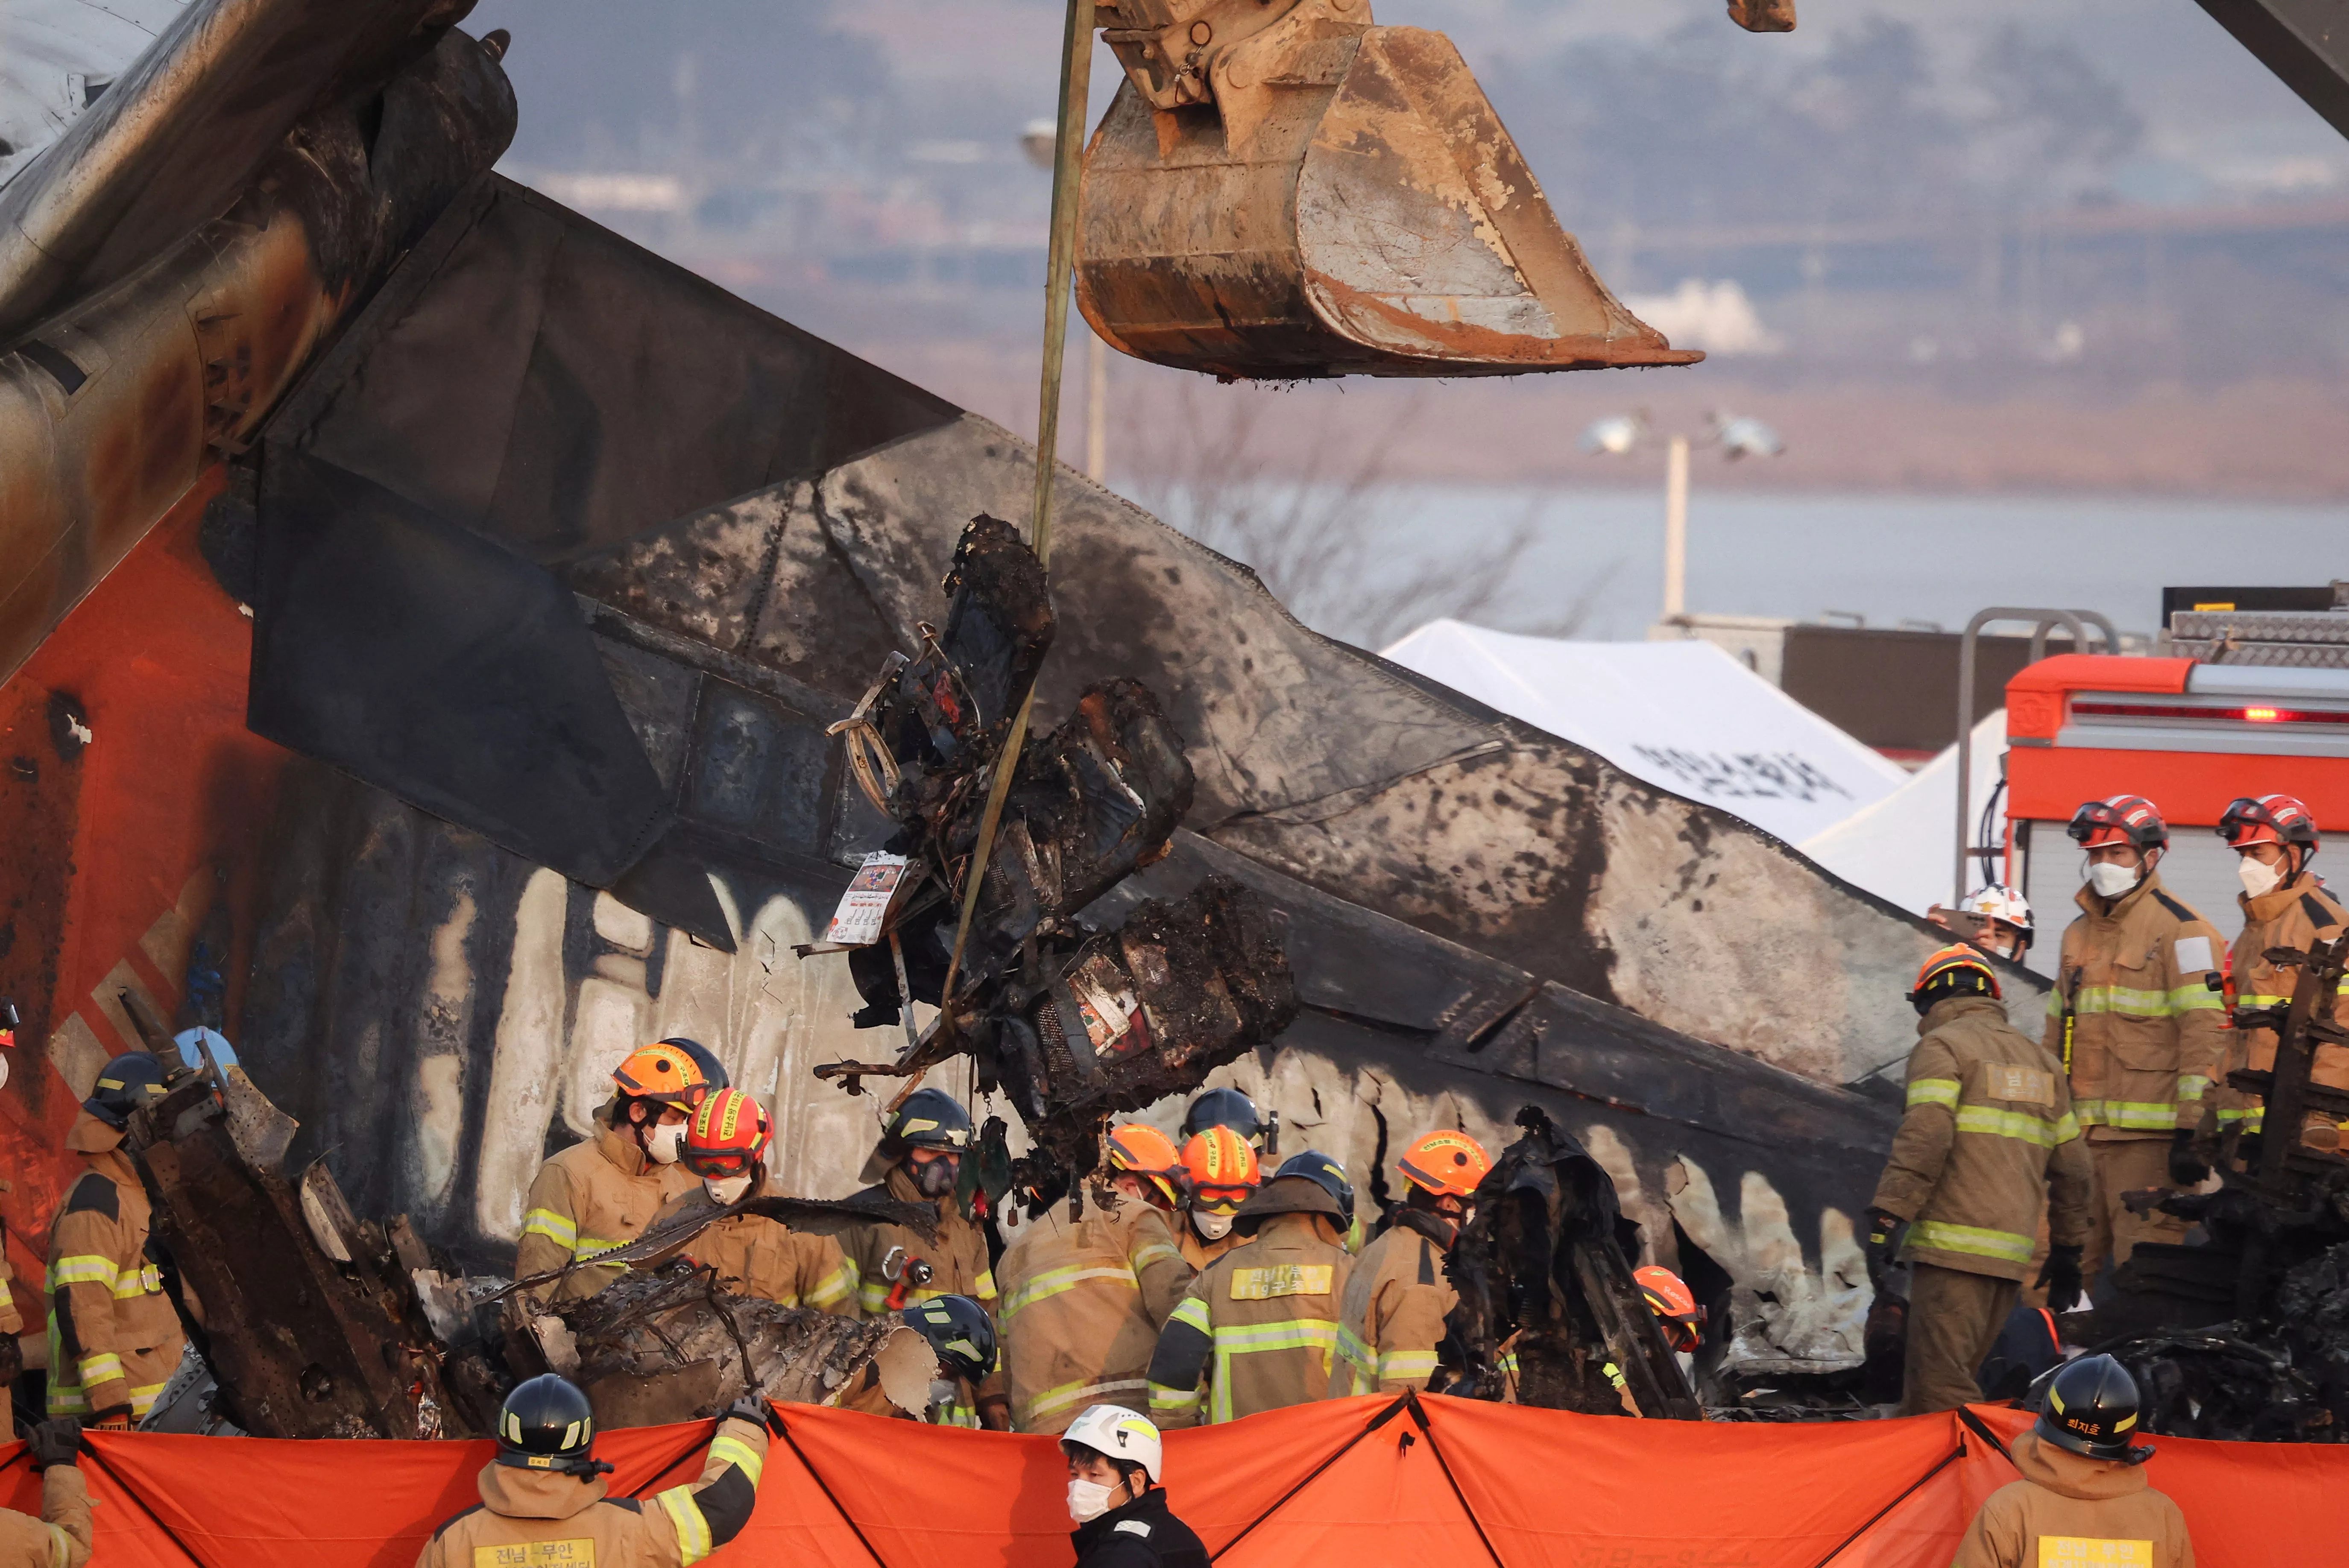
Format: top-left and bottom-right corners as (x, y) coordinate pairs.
(1076, 8), (1700, 380)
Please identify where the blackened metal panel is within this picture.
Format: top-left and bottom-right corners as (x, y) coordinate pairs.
(249, 450), (671, 886)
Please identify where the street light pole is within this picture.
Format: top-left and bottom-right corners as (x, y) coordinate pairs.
(1661, 433), (1690, 620)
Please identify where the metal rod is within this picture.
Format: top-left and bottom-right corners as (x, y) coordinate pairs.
(1086, 330), (1108, 482)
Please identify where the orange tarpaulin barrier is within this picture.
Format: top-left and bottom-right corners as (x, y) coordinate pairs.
(0, 1396), (2333, 1568)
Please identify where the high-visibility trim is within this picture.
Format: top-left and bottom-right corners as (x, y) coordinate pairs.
(2053, 1112), (2081, 1143)
(2238, 994), (2291, 1009)
(973, 1269), (997, 1302)
(805, 1262), (855, 1309)
(78, 1352), (125, 1385)
(0, 1276), (11, 1308)
(2218, 1106), (2264, 1129)
(1021, 1376), (1149, 1425)
(129, 1378), (169, 1417)
(656, 1486), (715, 1567)
(1952, 1106), (2065, 1146)
(2071, 1098), (2178, 1131)
(2068, 984), (2181, 1018)
(932, 1399), (981, 1428)
(1207, 1320), (1340, 1423)
(111, 1262), (163, 1298)
(572, 1237), (626, 1262)
(1333, 1325), (1375, 1396)
(1906, 1078), (1961, 1111)
(1376, 1349), (1439, 1382)
(857, 1278), (891, 1315)
(44, 1522), (67, 1568)
(1130, 1241), (1185, 1274)
(2170, 986), (2223, 1012)
(2177, 1075), (2210, 1103)
(1002, 1264), (1136, 1318)
(521, 1209), (577, 1249)
(50, 1255), (116, 1289)
(1909, 1220), (2033, 1264)
(707, 1433), (764, 1487)
(1168, 1296), (1211, 1334)
(1147, 1382), (1201, 1418)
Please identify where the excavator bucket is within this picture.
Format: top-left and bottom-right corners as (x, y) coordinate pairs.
(1077, 4), (1701, 380)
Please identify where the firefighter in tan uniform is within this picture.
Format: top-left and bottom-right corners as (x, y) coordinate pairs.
(2042, 797), (2227, 1288)
(1331, 1130), (1488, 1397)
(1174, 1129), (1259, 1272)
(640, 1089), (856, 1314)
(1953, 1355), (2195, 1568)
(1866, 947), (2092, 1414)
(518, 1040), (721, 1302)
(2214, 794), (2349, 1149)
(834, 1089), (1008, 1427)
(45, 1053), (184, 1424)
(997, 1125), (1195, 1433)
(417, 1375), (767, 1568)
(1147, 1153), (1354, 1427)
(0, 1420), (94, 1568)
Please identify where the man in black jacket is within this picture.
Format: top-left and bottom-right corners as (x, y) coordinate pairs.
(1060, 1404), (1208, 1568)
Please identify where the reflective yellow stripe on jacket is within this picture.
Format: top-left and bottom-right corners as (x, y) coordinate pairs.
(1206, 1319), (1341, 1425)
(1909, 1220), (2033, 1264)
(1148, 1297), (1210, 1422)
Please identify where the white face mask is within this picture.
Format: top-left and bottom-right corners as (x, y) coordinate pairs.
(2239, 856), (2284, 898)
(1067, 1478), (1119, 1523)
(704, 1173), (754, 1205)
(2085, 861), (2139, 900)
(646, 1121), (688, 1165)
(1191, 1209), (1234, 1241)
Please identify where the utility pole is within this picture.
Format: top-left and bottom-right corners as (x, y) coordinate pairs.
(1661, 433), (1690, 620)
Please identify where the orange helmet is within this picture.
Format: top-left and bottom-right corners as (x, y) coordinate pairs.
(1909, 944), (2000, 1011)
(1180, 1127), (1260, 1215)
(2067, 795), (2166, 853)
(2218, 794), (2318, 853)
(612, 1037), (726, 1108)
(684, 1088), (772, 1181)
(1107, 1123), (1185, 1208)
(1397, 1129), (1491, 1200)
(1635, 1265), (1704, 1353)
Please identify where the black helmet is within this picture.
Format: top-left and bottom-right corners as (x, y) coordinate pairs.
(1271, 1150), (1353, 1218)
(2036, 1354), (2154, 1465)
(1233, 1173), (1347, 1236)
(901, 1294), (996, 1384)
(85, 1053), (170, 1128)
(495, 1374), (612, 1477)
(1181, 1087), (1266, 1148)
(886, 1088), (974, 1152)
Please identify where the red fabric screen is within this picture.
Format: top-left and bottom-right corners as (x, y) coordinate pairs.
(0, 1397), (2324, 1568)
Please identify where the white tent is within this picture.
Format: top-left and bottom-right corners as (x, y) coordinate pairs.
(1381, 620), (1909, 845)
(1799, 710), (2010, 919)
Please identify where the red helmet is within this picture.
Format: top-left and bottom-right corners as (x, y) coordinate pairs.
(2218, 794), (2318, 853)
(2067, 795), (2167, 853)
(1397, 1129), (1492, 1200)
(683, 1088), (771, 1181)
(1634, 1265), (1704, 1354)
(1180, 1128), (1260, 1215)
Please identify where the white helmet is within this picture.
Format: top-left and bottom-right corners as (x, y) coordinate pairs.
(1059, 1404), (1163, 1483)
(1962, 884), (2034, 938)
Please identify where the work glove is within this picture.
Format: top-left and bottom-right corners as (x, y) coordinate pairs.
(724, 1393), (782, 1435)
(1863, 1208), (1904, 1281)
(2035, 1243), (2085, 1315)
(2168, 1128), (2211, 1188)
(26, 1418), (83, 1472)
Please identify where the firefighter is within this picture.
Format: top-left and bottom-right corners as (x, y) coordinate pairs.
(834, 1293), (997, 1424)
(0, 1419), (93, 1568)
(997, 1124), (1196, 1433)
(1175, 1127), (1259, 1270)
(835, 1088), (1009, 1427)
(639, 1088), (857, 1314)
(1869, 945), (2092, 1415)
(1934, 884), (2036, 964)
(1331, 1129), (1488, 1397)
(2044, 796), (2226, 1288)
(1061, 1404), (1209, 1568)
(2215, 794), (2348, 1150)
(1146, 1152), (1354, 1427)
(416, 1375), (769, 1568)
(1180, 1086), (1271, 1156)
(45, 1052), (183, 1425)
(517, 1040), (721, 1302)
(1951, 1355), (2195, 1568)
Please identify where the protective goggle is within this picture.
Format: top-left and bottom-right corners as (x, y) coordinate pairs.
(1190, 1183), (1256, 1214)
(2217, 796), (2311, 845)
(683, 1145), (762, 1180)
